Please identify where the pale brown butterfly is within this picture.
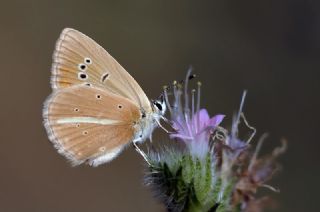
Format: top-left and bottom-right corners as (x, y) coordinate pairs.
(43, 28), (166, 167)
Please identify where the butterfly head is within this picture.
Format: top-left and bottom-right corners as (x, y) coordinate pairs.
(151, 95), (166, 116)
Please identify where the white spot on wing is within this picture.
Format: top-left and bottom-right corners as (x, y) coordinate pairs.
(89, 147), (123, 167)
(56, 117), (120, 125)
(78, 63), (87, 71)
(84, 57), (92, 64)
(78, 72), (88, 80)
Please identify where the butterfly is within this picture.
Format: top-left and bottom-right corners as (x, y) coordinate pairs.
(43, 28), (166, 167)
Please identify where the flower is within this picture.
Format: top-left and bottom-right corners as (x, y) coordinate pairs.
(170, 108), (225, 141)
(142, 72), (286, 212)
(163, 71), (224, 158)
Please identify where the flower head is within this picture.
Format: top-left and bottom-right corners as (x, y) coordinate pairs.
(164, 70), (224, 158)
(143, 72), (286, 212)
(170, 108), (224, 141)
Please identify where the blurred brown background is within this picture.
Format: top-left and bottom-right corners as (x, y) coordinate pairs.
(0, 0), (319, 211)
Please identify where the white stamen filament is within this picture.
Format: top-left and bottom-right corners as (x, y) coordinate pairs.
(191, 89), (196, 134)
(163, 86), (172, 114)
(176, 84), (183, 118)
(196, 81), (201, 133)
(184, 69), (192, 118)
(233, 90), (247, 136)
(183, 69), (194, 137)
(173, 81), (179, 113)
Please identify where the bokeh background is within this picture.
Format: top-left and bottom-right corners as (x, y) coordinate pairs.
(0, 1), (319, 211)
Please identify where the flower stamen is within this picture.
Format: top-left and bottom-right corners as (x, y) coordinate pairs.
(163, 85), (172, 114)
(196, 81), (201, 133)
(191, 89), (196, 134)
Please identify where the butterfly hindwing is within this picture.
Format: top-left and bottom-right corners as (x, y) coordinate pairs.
(43, 85), (141, 166)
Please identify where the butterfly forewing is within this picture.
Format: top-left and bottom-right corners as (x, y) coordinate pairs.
(51, 28), (151, 112)
(43, 85), (140, 166)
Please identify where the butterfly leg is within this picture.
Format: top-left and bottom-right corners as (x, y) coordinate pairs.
(132, 142), (151, 166)
(160, 116), (176, 133)
(160, 116), (171, 124)
(155, 118), (173, 134)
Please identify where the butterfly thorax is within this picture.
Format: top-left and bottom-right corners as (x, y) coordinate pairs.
(133, 99), (166, 143)
(132, 113), (156, 143)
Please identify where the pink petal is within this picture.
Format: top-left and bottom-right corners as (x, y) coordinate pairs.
(208, 114), (225, 127)
(170, 133), (193, 140)
(192, 109), (210, 131)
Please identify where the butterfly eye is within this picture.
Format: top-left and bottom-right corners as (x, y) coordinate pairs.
(78, 72), (88, 80)
(74, 108), (79, 112)
(118, 104), (123, 109)
(96, 94), (101, 99)
(84, 57), (92, 64)
(78, 63), (87, 71)
(155, 102), (163, 111)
